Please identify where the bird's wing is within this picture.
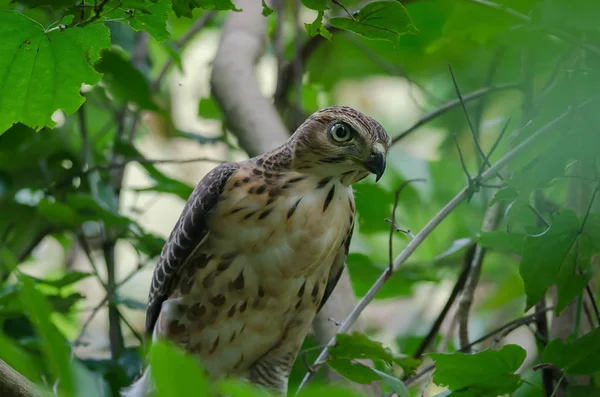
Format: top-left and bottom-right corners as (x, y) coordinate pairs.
(145, 162), (239, 336)
(317, 222), (354, 312)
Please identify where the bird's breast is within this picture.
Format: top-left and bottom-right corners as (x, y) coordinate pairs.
(159, 171), (355, 380)
(213, 172), (355, 278)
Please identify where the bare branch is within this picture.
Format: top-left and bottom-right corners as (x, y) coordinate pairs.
(412, 244), (475, 358)
(211, 0), (289, 157)
(296, 106), (575, 393)
(387, 179), (425, 267)
(457, 202), (502, 352)
(0, 360), (43, 397)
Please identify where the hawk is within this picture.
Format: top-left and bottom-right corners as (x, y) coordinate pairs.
(123, 106), (391, 397)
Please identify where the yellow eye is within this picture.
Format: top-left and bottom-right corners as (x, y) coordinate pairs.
(329, 122), (354, 142)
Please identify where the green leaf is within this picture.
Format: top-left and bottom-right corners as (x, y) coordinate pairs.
(327, 359), (380, 384)
(296, 384), (368, 397)
(95, 48), (158, 111)
(150, 340), (210, 397)
(116, 296), (146, 311)
(329, 332), (419, 375)
(519, 210), (583, 311)
(117, 0), (171, 41)
(218, 378), (271, 397)
(65, 193), (132, 227)
(26, 271), (93, 289)
(329, 1), (417, 46)
(198, 97), (224, 120)
(353, 182), (391, 234)
(490, 186), (518, 205)
(37, 198), (79, 227)
(261, 0), (273, 16)
(0, 11), (110, 133)
(370, 368), (410, 397)
(478, 231), (524, 254)
(171, 0), (240, 18)
(305, 11), (332, 40)
(428, 345), (527, 396)
(115, 141), (195, 201)
(302, 0), (329, 11)
(19, 276), (74, 394)
(347, 253), (437, 299)
(0, 331), (42, 382)
(542, 328), (600, 375)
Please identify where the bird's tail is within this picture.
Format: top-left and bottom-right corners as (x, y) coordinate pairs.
(120, 366), (154, 397)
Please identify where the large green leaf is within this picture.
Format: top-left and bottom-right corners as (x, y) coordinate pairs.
(19, 276), (74, 395)
(428, 345), (527, 396)
(0, 11), (110, 133)
(150, 340), (211, 397)
(346, 253), (437, 299)
(329, 332), (419, 376)
(542, 328), (600, 375)
(329, 1), (418, 46)
(116, 0), (171, 41)
(95, 48), (159, 111)
(171, 0), (239, 18)
(519, 210), (597, 312)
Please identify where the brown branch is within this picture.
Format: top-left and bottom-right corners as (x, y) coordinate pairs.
(0, 360), (42, 397)
(210, 0), (289, 157)
(412, 243), (475, 358)
(457, 202), (502, 351)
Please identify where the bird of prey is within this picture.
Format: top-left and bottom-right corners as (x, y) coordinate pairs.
(123, 106), (391, 397)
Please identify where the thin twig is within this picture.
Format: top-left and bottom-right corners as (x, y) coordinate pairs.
(388, 179), (426, 268)
(457, 203), (502, 352)
(72, 295), (109, 350)
(449, 65), (488, 165)
(103, 242), (125, 358)
(413, 243), (475, 358)
(585, 284), (600, 325)
(391, 83), (522, 145)
(296, 107), (574, 393)
(452, 133), (472, 183)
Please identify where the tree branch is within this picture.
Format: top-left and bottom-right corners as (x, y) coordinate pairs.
(0, 360), (42, 397)
(210, 0), (289, 156)
(457, 202), (502, 351)
(296, 106), (575, 393)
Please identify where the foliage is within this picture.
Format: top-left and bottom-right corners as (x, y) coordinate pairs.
(0, 0), (599, 397)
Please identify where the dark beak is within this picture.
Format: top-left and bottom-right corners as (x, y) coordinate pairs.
(364, 151), (386, 182)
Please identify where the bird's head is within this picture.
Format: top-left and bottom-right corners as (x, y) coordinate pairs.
(289, 106), (392, 184)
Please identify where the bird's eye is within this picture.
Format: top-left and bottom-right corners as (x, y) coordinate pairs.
(329, 123), (354, 143)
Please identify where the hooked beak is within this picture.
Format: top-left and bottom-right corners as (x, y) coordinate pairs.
(364, 151), (386, 182)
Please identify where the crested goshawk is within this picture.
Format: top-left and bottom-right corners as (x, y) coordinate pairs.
(123, 106), (391, 396)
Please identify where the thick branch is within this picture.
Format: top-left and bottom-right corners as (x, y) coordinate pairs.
(296, 106), (574, 393)
(210, 0), (288, 157)
(0, 360), (41, 397)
